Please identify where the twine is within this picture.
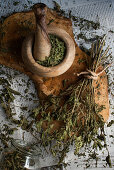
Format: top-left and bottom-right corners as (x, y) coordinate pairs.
(77, 63), (112, 80)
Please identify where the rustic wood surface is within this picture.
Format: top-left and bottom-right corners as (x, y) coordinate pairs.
(0, 8), (109, 122)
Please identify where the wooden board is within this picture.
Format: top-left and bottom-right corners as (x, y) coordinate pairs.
(0, 8), (109, 122)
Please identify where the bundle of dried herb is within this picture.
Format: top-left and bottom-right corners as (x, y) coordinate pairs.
(33, 37), (112, 165)
(37, 34), (66, 67)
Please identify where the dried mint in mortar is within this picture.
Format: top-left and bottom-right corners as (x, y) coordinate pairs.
(37, 34), (66, 67)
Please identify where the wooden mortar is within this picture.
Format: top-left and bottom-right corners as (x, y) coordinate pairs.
(22, 3), (75, 77)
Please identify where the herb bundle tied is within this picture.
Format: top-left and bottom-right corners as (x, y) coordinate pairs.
(33, 37), (112, 165)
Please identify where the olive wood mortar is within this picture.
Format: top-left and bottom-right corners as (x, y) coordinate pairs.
(0, 4), (109, 129)
(22, 4), (75, 77)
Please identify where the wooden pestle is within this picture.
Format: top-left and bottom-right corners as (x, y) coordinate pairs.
(32, 3), (51, 61)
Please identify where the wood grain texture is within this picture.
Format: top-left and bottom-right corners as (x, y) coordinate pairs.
(0, 8), (109, 122)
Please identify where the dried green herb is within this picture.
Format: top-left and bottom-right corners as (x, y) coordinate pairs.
(72, 15), (100, 30)
(24, 4), (28, 9)
(0, 77), (20, 119)
(53, 1), (65, 15)
(13, 1), (20, 6)
(0, 124), (18, 149)
(21, 106), (28, 111)
(107, 120), (114, 127)
(3, 124), (18, 135)
(1, 150), (27, 169)
(0, 130), (12, 148)
(106, 154), (112, 167)
(109, 135), (114, 138)
(109, 30), (114, 33)
(0, 76), (24, 151)
(37, 34), (66, 67)
(77, 32), (105, 43)
(53, 1), (61, 12)
(47, 19), (54, 25)
(78, 58), (86, 64)
(62, 79), (68, 88)
(89, 151), (98, 160)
